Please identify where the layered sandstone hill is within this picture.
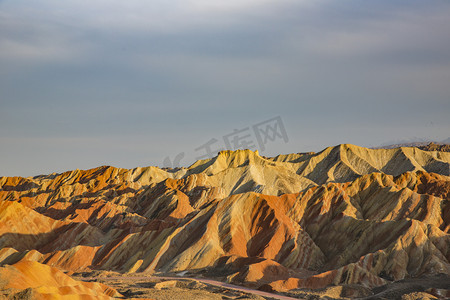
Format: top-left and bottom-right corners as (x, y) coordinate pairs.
(0, 260), (121, 299)
(0, 144), (449, 294)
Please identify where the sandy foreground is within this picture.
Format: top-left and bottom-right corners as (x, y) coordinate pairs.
(75, 272), (450, 300)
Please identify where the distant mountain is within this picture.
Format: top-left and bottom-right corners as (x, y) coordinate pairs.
(419, 142), (450, 152)
(374, 141), (431, 149)
(0, 144), (449, 296)
(441, 137), (450, 144)
(374, 137), (450, 149)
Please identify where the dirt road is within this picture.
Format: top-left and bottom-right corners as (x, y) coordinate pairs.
(81, 275), (300, 300)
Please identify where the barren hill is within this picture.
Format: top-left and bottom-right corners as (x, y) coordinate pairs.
(0, 144), (449, 298)
(419, 142), (450, 152)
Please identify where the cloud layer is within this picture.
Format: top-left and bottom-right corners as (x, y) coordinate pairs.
(1, 0), (450, 176)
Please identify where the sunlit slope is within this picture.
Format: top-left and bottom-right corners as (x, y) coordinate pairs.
(0, 260), (121, 299)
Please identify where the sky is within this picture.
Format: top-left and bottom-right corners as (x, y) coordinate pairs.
(1, 0), (450, 177)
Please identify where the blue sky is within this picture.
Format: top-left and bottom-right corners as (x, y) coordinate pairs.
(1, 0), (450, 176)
